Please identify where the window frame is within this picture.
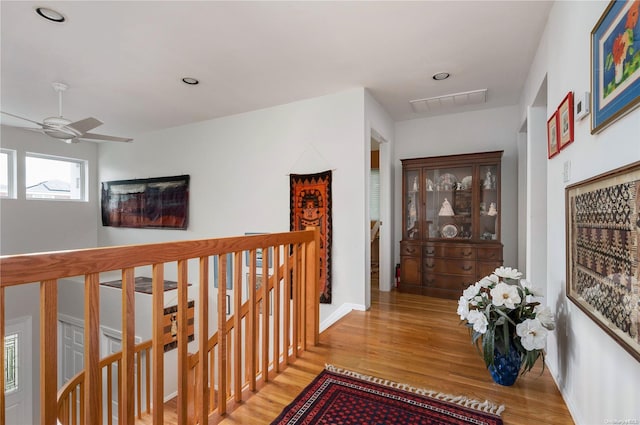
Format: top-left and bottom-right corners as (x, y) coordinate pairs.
(25, 152), (88, 202)
(0, 148), (17, 199)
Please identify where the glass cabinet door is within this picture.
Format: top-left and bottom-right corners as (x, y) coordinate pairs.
(479, 164), (499, 241)
(404, 169), (420, 240)
(425, 166), (473, 240)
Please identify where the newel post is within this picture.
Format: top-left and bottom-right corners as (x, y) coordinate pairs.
(305, 226), (320, 346)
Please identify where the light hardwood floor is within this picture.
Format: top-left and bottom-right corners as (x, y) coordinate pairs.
(155, 281), (574, 424)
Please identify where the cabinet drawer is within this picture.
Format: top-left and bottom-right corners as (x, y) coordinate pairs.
(423, 273), (475, 291)
(400, 242), (421, 256)
(477, 247), (503, 261)
(424, 244), (475, 259)
(424, 258), (476, 275)
(400, 256), (421, 287)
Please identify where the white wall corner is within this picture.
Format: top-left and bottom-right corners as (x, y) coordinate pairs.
(320, 303), (366, 332)
(544, 358), (582, 425)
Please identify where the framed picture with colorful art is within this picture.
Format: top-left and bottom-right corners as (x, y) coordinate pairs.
(565, 160), (640, 362)
(558, 92), (574, 149)
(547, 111), (559, 159)
(590, 0), (640, 134)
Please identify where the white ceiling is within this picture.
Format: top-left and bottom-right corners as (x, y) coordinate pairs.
(0, 1), (552, 141)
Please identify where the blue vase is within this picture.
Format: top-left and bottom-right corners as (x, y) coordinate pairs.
(488, 341), (521, 386)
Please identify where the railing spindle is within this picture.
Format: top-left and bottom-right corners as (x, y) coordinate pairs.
(41, 279), (58, 425)
(83, 273), (101, 425)
(145, 346), (151, 416)
(151, 264), (165, 425)
(121, 267), (136, 425)
(233, 251), (243, 402)
(177, 259), (189, 423)
(217, 254), (228, 415)
(248, 250), (257, 391)
(107, 363), (113, 425)
(273, 246), (281, 372)
(197, 256), (210, 423)
(292, 246), (299, 360)
(261, 247), (269, 383)
(307, 227), (320, 345)
(283, 246), (291, 365)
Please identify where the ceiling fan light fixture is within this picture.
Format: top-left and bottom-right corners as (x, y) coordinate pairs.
(35, 7), (66, 23)
(182, 77), (199, 85)
(432, 72), (450, 81)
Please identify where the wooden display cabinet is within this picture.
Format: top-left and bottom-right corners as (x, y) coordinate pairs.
(399, 151), (503, 298)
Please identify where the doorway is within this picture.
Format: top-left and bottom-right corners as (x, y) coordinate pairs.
(370, 146), (381, 290)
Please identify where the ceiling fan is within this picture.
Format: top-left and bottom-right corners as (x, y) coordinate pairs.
(1, 82), (133, 144)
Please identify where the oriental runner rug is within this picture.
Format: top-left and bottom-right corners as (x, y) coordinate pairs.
(271, 365), (504, 425)
(290, 170), (332, 303)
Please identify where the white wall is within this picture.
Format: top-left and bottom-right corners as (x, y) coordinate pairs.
(0, 126), (99, 255)
(393, 105), (521, 269)
(520, 2), (640, 424)
(98, 88), (370, 328)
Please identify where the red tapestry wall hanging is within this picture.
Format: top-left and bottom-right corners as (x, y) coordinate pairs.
(290, 170), (332, 304)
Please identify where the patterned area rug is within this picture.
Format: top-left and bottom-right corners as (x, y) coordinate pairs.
(271, 365), (504, 425)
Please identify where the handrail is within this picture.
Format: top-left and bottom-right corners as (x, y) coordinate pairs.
(0, 228), (320, 425)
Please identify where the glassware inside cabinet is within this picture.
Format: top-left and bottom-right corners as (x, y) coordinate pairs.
(479, 164), (499, 240)
(426, 166), (473, 239)
(405, 169), (420, 239)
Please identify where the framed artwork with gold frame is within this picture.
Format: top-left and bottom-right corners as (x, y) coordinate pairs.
(558, 92), (574, 149)
(566, 161), (640, 361)
(547, 111), (559, 159)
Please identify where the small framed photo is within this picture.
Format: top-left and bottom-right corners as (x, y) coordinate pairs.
(547, 111), (559, 159)
(244, 232), (273, 268)
(558, 92), (574, 149)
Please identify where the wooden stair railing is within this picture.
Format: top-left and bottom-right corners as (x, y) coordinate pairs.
(56, 340), (153, 425)
(0, 228), (320, 425)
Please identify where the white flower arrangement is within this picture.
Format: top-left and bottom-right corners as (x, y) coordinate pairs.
(457, 266), (555, 374)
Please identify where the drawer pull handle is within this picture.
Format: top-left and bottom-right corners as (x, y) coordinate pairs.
(461, 265), (473, 271)
(426, 250), (435, 255)
(426, 263), (435, 269)
(461, 251), (472, 256)
(425, 279), (435, 285)
(406, 248), (415, 254)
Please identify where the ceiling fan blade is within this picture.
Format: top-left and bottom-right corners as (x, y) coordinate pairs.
(68, 117), (103, 134)
(80, 132), (133, 143)
(2, 124), (46, 134)
(0, 111), (45, 127)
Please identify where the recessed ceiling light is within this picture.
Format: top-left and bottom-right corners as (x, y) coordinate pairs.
(35, 7), (65, 23)
(432, 72), (450, 81)
(182, 77), (199, 85)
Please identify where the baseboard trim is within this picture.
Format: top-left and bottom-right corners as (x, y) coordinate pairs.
(320, 303), (366, 332)
(544, 359), (582, 424)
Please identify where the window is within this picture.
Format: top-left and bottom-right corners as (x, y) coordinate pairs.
(0, 149), (17, 198)
(4, 332), (18, 394)
(26, 153), (87, 201)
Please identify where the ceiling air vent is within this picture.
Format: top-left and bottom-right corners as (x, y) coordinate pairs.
(410, 89), (487, 113)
